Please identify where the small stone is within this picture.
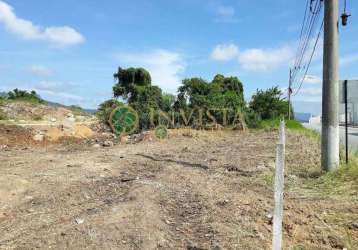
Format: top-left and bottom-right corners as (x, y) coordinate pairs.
(266, 213), (273, 225)
(92, 144), (101, 148)
(75, 218), (84, 224)
(102, 140), (114, 147)
(33, 134), (44, 142)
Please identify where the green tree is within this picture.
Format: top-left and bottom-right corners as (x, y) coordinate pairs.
(174, 75), (245, 126)
(249, 86), (292, 120)
(113, 67), (163, 130)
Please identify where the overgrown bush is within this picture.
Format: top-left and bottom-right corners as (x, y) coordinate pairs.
(249, 86), (292, 120)
(96, 99), (123, 124)
(7, 89), (44, 104)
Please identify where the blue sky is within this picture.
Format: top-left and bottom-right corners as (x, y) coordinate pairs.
(0, 0), (357, 112)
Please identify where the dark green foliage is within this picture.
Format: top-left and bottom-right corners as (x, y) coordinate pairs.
(161, 93), (176, 112)
(7, 89), (44, 104)
(97, 99), (123, 124)
(249, 86), (292, 120)
(113, 67), (151, 101)
(110, 66), (294, 132)
(244, 108), (262, 128)
(113, 67), (163, 130)
(174, 75), (245, 126)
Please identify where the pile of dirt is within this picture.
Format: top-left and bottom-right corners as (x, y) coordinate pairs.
(0, 124), (96, 148)
(0, 125), (39, 147)
(45, 125), (95, 141)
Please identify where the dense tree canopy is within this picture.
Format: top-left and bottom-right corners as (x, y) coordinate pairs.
(112, 67), (166, 129)
(249, 86), (292, 120)
(100, 66), (292, 133)
(175, 75), (245, 126)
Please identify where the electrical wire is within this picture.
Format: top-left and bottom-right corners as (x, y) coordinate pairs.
(293, 20), (324, 96)
(290, 0), (323, 94)
(291, 0), (322, 83)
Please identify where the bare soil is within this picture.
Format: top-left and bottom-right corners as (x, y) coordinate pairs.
(0, 129), (357, 249)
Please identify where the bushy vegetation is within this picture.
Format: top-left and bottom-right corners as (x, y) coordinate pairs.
(99, 66), (294, 132)
(249, 86), (293, 120)
(96, 99), (123, 124)
(6, 89), (44, 104)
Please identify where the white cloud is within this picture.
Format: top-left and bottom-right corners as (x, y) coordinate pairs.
(0, 1), (85, 47)
(39, 89), (84, 102)
(211, 43), (239, 61)
(211, 43), (294, 72)
(29, 65), (53, 77)
(116, 49), (186, 93)
(294, 87), (322, 102)
(302, 75), (322, 84)
(238, 46), (294, 71)
(34, 81), (77, 92)
(215, 6), (238, 23)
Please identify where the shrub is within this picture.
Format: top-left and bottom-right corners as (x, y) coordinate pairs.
(96, 99), (123, 124)
(249, 87), (292, 120)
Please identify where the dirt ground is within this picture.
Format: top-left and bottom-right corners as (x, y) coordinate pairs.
(0, 129), (357, 249)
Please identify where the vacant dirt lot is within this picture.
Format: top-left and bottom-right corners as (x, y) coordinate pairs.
(0, 129), (357, 249)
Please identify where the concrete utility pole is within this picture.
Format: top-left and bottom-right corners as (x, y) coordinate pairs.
(322, 0), (340, 171)
(288, 69), (292, 120)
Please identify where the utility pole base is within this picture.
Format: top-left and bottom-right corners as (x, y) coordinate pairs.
(321, 124), (340, 171)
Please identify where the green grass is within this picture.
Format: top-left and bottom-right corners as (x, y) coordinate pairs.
(258, 119), (320, 140)
(297, 151), (358, 199)
(259, 119), (304, 130)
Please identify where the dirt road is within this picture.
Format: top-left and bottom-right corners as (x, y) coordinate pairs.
(0, 129), (357, 249)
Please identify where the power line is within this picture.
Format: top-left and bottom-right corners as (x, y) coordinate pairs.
(292, 0), (310, 70)
(291, 0), (322, 84)
(292, 0), (322, 75)
(293, 20), (324, 96)
(290, 0), (323, 97)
